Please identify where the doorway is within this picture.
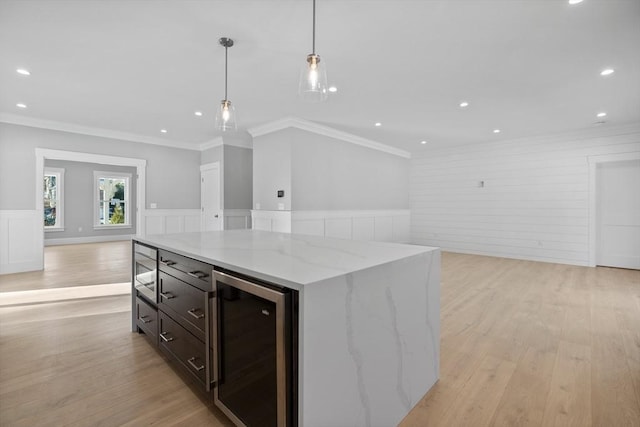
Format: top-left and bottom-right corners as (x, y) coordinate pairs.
(35, 148), (146, 271)
(595, 158), (640, 269)
(200, 162), (222, 231)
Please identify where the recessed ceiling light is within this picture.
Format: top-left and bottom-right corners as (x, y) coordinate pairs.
(16, 68), (31, 76)
(459, 101), (469, 108)
(568, 0), (583, 5)
(328, 86), (338, 93)
(374, 122), (382, 127)
(194, 111), (203, 116)
(597, 112), (607, 118)
(421, 140), (428, 145)
(600, 68), (615, 76)
(16, 103), (27, 108)
(493, 129), (501, 134)
(160, 129), (167, 133)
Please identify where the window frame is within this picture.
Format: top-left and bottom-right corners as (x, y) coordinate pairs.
(93, 171), (132, 229)
(44, 167), (65, 231)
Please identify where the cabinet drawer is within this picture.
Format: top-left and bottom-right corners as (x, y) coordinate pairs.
(136, 297), (158, 344)
(134, 242), (157, 260)
(158, 311), (207, 386)
(158, 250), (212, 291)
(159, 271), (207, 337)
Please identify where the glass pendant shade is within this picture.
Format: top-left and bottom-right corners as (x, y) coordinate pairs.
(299, 53), (328, 102)
(215, 99), (237, 131)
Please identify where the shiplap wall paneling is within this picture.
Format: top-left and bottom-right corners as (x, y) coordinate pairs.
(410, 127), (640, 266)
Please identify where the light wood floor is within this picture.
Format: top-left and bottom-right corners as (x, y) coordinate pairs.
(1, 242), (639, 426)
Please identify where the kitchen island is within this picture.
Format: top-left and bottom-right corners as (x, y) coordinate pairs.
(132, 230), (440, 427)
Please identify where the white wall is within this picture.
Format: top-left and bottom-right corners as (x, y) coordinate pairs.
(253, 133), (292, 211)
(410, 124), (640, 266)
(252, 127), (410, 211)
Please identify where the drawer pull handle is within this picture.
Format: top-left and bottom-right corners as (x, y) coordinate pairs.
(187, 308), (204, 319)
(160, 292), (174, 300)
(187, 357), (205, 371)
(161, 259), (176, 266)
(188, 271), (208, 280)
(139, 315), (152, 324)
(159, 332), (174, 342)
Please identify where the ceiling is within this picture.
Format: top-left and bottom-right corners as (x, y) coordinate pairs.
(1, 0), (639, 153)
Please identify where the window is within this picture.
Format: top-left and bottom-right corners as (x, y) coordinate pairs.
(94, 171), (131, 228)
(44, 167), (64, 230)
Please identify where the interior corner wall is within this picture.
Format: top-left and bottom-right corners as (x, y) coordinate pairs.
(252, 127), (410, 212)
(223, 145), (252, 210)
(288, 128), (410, 210)
(253, 133), (292, 211)
(201, 145), (222, 165)
(410, 125), (640, 266)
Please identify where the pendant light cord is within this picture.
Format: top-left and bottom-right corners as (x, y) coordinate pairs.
(312, 0), (316, 54)
(224, 45), (228, 100)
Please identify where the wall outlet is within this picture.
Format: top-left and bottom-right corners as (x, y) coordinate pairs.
(255, 203), (261, 210)
(278, 203), (285, 211)
(78, 226), (83, 232)
(150, 203), (157, 209)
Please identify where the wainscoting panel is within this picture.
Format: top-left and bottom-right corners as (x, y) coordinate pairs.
(352, 217), (375, 241)
(143, 209), (201, 235)
(292, 220), (325, 237)
(325, 217), (352, 240)
(224, 209), (252, 230)
(374, 216), (394, 242)
(292, 210), (411, 243)
(251, 210), (292, 233)
(0, 210), (43, 274)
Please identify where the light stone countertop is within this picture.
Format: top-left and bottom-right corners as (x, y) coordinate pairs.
(136, 229), (436, 290)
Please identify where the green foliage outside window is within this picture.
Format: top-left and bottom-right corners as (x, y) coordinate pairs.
(110, 203), (125, 224)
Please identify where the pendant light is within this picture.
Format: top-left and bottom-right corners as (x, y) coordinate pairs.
(299, 0), (328, 102)
(215, 37), (237, 131)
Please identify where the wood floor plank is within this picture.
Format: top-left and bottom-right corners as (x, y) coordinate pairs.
(490, 346), (557, 427)
(541, 340), (592, 427)
(437, 355), (517, 427)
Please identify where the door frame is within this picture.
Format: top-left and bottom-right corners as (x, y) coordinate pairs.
(200, 162), (223, 231)
(588, 151), (640, 267)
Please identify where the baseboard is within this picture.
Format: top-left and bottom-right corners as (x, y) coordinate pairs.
(439, 248), (590, 267)
(45, 234), (134, 246)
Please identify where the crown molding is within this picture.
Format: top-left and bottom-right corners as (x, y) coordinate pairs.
(247, 116), (411, 159)
(0, 113), (200, 151)
(199, 137), (224, 151)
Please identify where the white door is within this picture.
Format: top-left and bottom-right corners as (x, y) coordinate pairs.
(596, 159), (640, 269)
(201, 163), (222, 231)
